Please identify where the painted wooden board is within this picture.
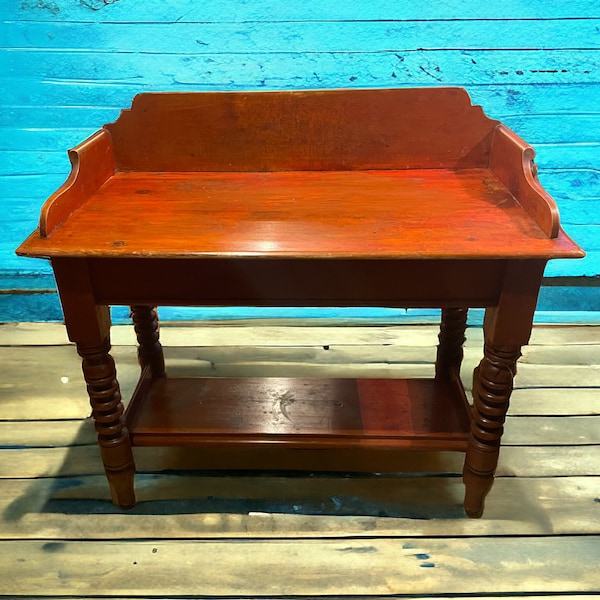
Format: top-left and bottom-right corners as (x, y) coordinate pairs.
(5, 50), (598, 89)
(7, 20), (600, 53)
(4, 83), (598, 130)
(536, 143), (600, 170)
(1, 536), (598, 596)
(0, 476), (598, 539)
(502, 116), (600, 144)
(5, 0), (600, 21)
(558, 198), (600, 226)
(3, 1), (599, 291)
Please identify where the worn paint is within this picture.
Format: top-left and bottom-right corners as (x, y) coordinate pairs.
(1, 1), (598, 319)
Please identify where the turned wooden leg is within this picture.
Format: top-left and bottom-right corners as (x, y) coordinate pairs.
(463, 343), (520, 517)
(130, 305), (166, 378)
(460, 260), (546, 517)
(435, 307), (468, 379)
(77, 338), (136, 508)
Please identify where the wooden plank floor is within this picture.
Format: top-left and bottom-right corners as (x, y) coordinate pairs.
(0, 320), (599, 598)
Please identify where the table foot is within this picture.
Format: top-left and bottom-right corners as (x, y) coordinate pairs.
(77, 338), (136, 508)
(463, 342), (520, 518)
(463, 470), (494, 518)
(131, 305), (166, 378)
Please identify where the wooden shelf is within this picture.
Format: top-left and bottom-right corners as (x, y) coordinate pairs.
(125, 373), (472, 468)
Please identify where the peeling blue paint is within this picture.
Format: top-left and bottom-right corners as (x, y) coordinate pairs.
(1, 3), (598, 320)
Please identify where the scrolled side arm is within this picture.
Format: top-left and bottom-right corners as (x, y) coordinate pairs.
(489, 124), (560, 239)
(39, 128), (115, 237)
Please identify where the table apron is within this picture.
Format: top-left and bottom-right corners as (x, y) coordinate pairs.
(82, 257), (510, 308)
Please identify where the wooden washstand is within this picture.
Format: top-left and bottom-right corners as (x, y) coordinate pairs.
(17, 88), (584, 517)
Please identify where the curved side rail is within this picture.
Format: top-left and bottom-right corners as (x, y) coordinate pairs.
(489, 124), (560, 239)
(39, 129), (115, 238)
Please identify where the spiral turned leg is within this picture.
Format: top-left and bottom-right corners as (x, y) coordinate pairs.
(77, 338), (136, 508)
(130, 305), (166, 379)
(463, 343), (521, 518)
(435, 307), (468, 380)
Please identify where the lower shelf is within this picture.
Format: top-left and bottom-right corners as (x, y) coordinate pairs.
(125, 374), (472, 465)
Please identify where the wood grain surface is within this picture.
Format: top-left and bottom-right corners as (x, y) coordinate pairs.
(19, 169), (583, 259)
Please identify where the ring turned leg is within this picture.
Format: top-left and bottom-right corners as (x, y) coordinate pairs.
(130, 305), (166, 378)
(436, 307), (468, 379)
(463, 343), (521, 518)
(77, 338), (136, 508)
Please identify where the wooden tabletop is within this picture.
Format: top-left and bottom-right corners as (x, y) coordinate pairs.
(19, 168), (581, 260)
(16, 88), (584, 263)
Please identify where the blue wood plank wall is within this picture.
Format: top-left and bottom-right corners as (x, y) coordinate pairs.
(1, 0), (599, 322)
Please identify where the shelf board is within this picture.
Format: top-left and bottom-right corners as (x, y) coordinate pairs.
(127, 376), (471, 457)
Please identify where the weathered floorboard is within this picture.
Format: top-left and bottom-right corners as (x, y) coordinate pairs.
(1, 537), (598, 597)
(0, 323), (598, 599)
(1, 323), (599, 421)
(1, 445), (598, 480)
(0, 475), (598, 539)
(3, 321), (600, 348)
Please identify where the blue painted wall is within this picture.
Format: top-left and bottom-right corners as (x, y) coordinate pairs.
(1, 1), (598, 321)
